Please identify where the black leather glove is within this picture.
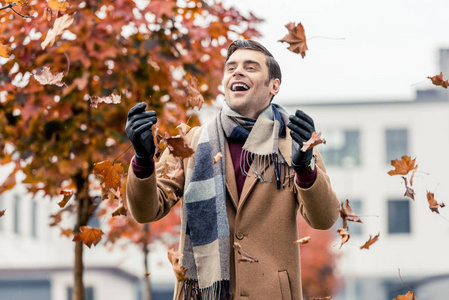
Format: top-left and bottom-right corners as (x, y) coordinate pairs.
(125, 102), (157, 165)
(286, 110), (315, 172)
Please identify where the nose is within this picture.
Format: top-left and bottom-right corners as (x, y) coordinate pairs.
(232, 65), (244, 77)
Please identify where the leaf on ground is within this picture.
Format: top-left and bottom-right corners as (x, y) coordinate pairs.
(394, 291), (416, 300)
(213, 152), (223, 165)
(0, 210), (5, 217)
(93, 160), (124, 191)
(163, 132), (194, 159)
(0, 42), (11, 59)
(58, 189), (73, 208)
(32, 66), (66, 87)
(278, 22), (308, 58)
(402, 177), (415, 201)
(337, 228), (350, 249)
(428, 72), (449, 89)
(186, 76), (204, 110)
(388, 156), (418, 178)
(233, 242), (259, 263)
(72, 226), (104, 248)
(360, 233), (380, 250)
(339, 199), (362, 230)
(167, 248), (188, 281)
(301, 132), (326, 152)
(294, 236), (311, 245)
(41, 13), (74, 50)
(426, 191), (445, 214)
(90, 92), (121, 108)
(48, 0), (69, 12)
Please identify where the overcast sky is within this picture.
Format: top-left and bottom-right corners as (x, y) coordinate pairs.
(223, 0), (449, 104)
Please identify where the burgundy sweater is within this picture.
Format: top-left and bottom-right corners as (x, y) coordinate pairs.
(132, 140), (317, 199)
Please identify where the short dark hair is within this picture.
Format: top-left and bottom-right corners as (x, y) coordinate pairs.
(225, 39), (282, 84)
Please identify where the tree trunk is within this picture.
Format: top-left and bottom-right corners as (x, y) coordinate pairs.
(143, 224), (153, 300)
(74, 240), (85, 300)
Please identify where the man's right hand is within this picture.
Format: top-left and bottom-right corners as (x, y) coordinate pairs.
(126, 102), (157, 165)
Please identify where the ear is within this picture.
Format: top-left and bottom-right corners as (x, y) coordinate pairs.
(270, 78), (280, 96)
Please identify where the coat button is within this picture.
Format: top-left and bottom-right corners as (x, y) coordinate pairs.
(236, 232), (244, 240)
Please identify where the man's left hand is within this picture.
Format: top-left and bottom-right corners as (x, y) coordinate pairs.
(287, 110), (315, 172)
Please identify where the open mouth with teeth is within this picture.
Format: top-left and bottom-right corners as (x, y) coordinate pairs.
(231, 82), (250, 92)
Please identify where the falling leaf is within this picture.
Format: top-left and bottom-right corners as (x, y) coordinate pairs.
(167, 248), (188, 281)
(339, 199), (362, 231)
(233, 242), (259, 263)
(41, 13), (74, 50)
(426, 191), (445, 214)
(278, 22), (308, 58)
(186, 76), (204, 110)
(90, 92), (121, 108)
(294, 236), (311, 245)
(428, 72), (449, 89)
(93, 160), (124, 191)
(58, 189), (73, 208)
(176, 123), (191, 135)
(144, 273), (150, 277)
(337, 228), (350, 249)
(394, 291), (416, 300)
(213, 152), (223, 165)
(32, 66), (66, 87)
(60, 228), (74, 237)
(163, 132), (195, 159)
(388, 156), (418, 178)
(112, 197), (127, 217)
(301, 132), (326, 152)
(72, 226), (104, 248)
(360, 233), (380, 250)
(402, 177), (415, 201)
(0, 210), (5, 217)
(48, 0), (69, 12)
(0, 42), (11, 59)
(0, 170), (16, 194)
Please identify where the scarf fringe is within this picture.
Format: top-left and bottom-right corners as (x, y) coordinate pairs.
(183, 279), (230, 300)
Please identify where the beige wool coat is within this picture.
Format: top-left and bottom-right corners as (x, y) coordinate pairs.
(127, 125), (340, 300)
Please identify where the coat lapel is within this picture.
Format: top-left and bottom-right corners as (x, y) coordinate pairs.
(225, 139), (239, 209)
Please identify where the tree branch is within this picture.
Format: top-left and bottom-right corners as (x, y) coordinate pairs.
(10, 5), (33, 19)
(0, 4), (13, 12)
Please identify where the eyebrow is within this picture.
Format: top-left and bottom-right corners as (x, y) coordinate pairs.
(225, 60), (262, 68)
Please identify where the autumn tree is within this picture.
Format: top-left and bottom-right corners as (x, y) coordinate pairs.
(0, 0), (261, 299)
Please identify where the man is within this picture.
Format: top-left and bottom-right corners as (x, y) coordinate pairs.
(126, 39), (339, 300)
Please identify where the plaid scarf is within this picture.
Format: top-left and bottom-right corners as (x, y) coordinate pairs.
(180, 103), (289, 299)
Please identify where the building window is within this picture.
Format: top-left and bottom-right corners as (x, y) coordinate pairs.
(67, 287), (95, 300)
(386, 128), (409, 164)
(0, 195), (4, 231)
(31, 200), (38, 238)
(320, 129), (361, 167)
(388, 199), (411, 234)
(13, 194), (20, 234)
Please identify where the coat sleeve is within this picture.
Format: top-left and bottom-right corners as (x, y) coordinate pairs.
(296, 149), (340, 230)
(126, 127), (199, 224)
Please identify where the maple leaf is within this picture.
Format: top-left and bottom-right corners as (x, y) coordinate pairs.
(388, 156), (418, 179)
(60, 228), (74, 237)
(394, 291), (417, 300)
(48, 0), (69, 12)
(428, 72), (449, 89)
(186, 76), (204, 110)
(213, 152), (223, 165)
(93, 160), (124, 191)
(32, 66), (66, 87)
(301, 132), (326, 152)
(0, 42), (11, 59)
(90, 92), (121, 108)
(72, 226), (104, 248)
(339, 199), (362, 230)
(278, 22), (308, 58)
(167, 248), (188, 281)
(163, 132), (195, 159)
(58, 189), (73, 208)
(337, 228), (350, 249)
(41, 13), (74, 50)
(111, 190), (127, 217)
(402, 177), (415, 200)
(294, 236), (311, 245)
(0, 210), (5, 217)
(233, 242), (259, 263)
(360, 233), (380, 250)
(426, 191), (445, 214)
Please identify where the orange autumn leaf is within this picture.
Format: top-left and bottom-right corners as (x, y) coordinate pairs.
(394, 291), (416, 300)
(186, 76), (204, 110)
(0, 42), (11, 58)
(278, 22), (308, 58)
(360, 233), (380, 250)
(0, 209), (5, 217)
(388, 156), (418, 178)
(301, 132), (326, 152)
(213, 152), (223, 165)
(0, 170), (16, 194)
(58, 189), (73, 208)
(339, 199), (362, 231)
(167, 248), (188, 281)
(48, 0), (69, 12)
(427, 72), (449, 89)
(233, 242), (259, 263)
(337, 228), (350, 249)
(60, 228), (74, 237)
(426, 191), (445, 214)
(112, 200), (127, 217)
(90, 92), (121, 108)
(144, 273), (150, 277)
(32, 66), (66, 87)
(294, 236), (311, 245)
(93, 160), (124, 191)
(72, 226), (104, 248)
(163, 132), (194, 159)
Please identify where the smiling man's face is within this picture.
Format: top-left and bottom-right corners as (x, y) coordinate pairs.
(223, 49), (280, 119)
